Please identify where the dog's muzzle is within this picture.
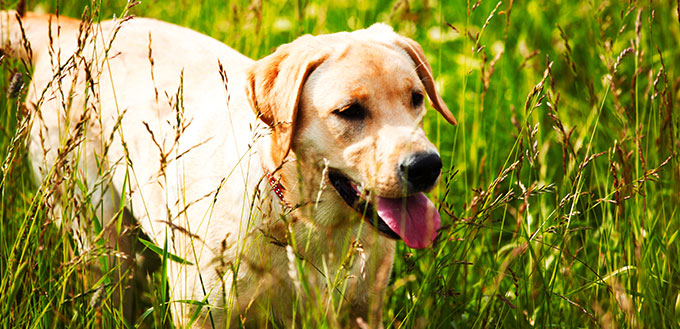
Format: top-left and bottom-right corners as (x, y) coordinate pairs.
(328, 163), (441, 249)
(399, 152), (442, 193)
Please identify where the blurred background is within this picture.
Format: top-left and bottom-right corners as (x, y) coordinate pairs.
(1, 0), (678, 327)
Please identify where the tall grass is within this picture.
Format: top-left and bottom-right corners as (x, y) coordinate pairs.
(1, 0), (679, 328)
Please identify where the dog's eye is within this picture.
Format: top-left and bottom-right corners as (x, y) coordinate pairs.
(333, 103), (367, 120)
(412, 91), (424, 108)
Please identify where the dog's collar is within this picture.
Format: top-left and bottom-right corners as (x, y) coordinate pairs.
(264, 169), (290, 208)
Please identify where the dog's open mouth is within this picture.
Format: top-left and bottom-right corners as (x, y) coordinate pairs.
(328, 170), (440, 249)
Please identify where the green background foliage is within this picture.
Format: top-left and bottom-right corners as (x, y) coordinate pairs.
(1, 0), (679, 327)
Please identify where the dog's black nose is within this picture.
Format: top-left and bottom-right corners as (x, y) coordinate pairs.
(400, 152), (442, 192)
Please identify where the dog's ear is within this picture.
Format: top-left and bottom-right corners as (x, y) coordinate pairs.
(246, 36), (329, 166)
(393, 36), (457, 126)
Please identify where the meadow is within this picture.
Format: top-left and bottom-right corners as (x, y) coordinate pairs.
(1, 0), (679, 328)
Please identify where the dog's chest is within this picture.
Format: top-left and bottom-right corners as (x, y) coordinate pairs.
(237, 218), (395, 322)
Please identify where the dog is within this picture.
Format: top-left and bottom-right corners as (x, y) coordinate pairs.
(1, 6), (456, 327)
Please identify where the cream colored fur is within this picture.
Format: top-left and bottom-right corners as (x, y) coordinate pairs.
(1, 9), (455, 327)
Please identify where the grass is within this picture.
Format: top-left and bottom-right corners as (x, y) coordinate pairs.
(1, 0), (679, 328)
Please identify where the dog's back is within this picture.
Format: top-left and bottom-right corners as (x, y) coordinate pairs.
(2, 9), (266, 326)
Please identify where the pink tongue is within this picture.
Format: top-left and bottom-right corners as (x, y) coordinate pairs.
(376, 193), (441, 249)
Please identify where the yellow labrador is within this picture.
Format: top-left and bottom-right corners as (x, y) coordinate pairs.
(1, 8), (456, 327)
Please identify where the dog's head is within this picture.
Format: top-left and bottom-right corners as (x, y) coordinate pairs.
(247, 24), (456, 249)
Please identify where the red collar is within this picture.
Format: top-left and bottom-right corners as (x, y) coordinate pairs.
(265, 170), (290, 207)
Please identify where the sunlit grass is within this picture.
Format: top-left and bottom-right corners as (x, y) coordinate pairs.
(1, 0), (679, 328)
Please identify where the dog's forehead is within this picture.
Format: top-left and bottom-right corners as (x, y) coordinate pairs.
(309, 39), (420, 93)
(306, 24), (412, 66)
(302, 48), (419, 116)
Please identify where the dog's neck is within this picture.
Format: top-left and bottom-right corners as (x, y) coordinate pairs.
(257, 133), (295, 210)
(262, 168), (288, 206)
